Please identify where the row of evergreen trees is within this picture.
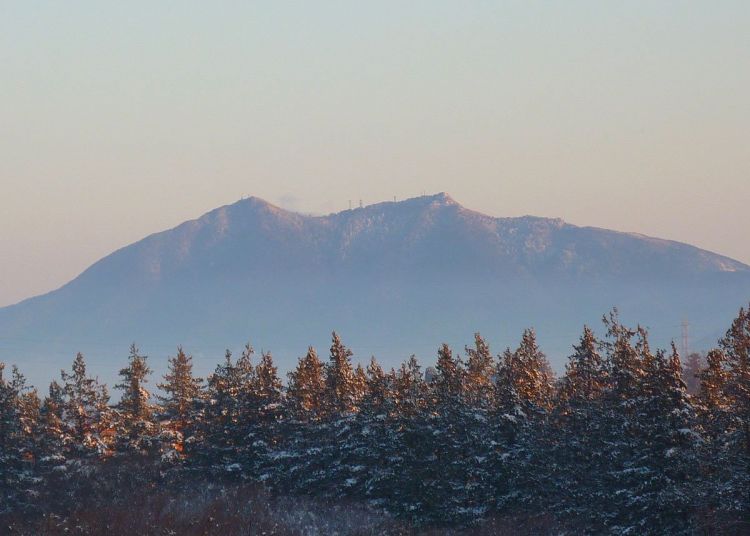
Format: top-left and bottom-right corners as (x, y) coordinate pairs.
(1, 307), (749, 534)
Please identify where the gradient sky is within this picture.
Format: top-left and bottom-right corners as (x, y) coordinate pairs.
(1, 1), (749, 307)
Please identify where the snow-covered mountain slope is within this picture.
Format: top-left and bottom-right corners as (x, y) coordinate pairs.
(2, 193), (748, 387)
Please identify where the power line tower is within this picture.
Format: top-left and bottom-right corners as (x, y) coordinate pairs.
(681, 320), (690, 358)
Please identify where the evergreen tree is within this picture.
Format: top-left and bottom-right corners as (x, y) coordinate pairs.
(630, 344), (700, 534)
(429, 344), (468, 523)
(34, 380), (68, 507)
(37, 380), (66, 464)
(115, 344), (157, 455)
(683, 352), (704, 395)
(157, 346), (203, 460)
(243, 350), (282, 474)
(695, 348), (732, 529)
(357, 360), (398, 506)
(199, 347), (254, 475)
(696, 349), (730, 440)
(464, 333), (495, 408)
(0, 364), (39, 514)
(512, 329), (555, 415)
(545, 326), (608, 530)
(715, 306), (750, 528)
(324, 332), (358, 416)
(263, 346), (326, 492)
(385, 356), (434, 522)
(285, 346), (326, 421)
(490, 330), (554, 517)
(592, 315), (648, 532)
(59, 353), (112, 459)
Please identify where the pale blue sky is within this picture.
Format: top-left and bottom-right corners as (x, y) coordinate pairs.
(1, 1), (749, 306)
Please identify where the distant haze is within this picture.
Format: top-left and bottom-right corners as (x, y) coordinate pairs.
(1, 2), (749, 307)
(2, 193), (749, 390)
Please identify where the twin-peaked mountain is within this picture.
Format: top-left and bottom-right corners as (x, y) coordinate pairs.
(2, 193), (749, 387)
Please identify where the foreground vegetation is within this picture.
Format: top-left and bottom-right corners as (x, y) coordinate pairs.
(1, 306), (749, 534)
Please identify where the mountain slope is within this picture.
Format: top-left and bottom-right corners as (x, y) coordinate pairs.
(2, 193), (749, 387)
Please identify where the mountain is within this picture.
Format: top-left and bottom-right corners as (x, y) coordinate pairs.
(2, 193), (749, 388)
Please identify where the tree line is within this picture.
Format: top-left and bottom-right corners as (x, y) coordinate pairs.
(1, 307), (749, 534)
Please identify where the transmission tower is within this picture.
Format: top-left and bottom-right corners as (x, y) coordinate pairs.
(681, 320), (689, 357)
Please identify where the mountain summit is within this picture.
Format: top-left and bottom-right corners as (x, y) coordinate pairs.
(1, 193), (748, 386)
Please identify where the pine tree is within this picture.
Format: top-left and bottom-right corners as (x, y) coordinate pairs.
(60, 353), (112, 459)
(558, 326), (607, 406)
(433, 343), (463, 403)
(432, 342), (492, 524)
(683, 352), (704, 395)
(285, 346), (326, 421)
(695, 348), (732, 529)
(715, 306), (750, 529)
(263, 346), (326, 492)
(324, 332), (358, 416)
(157, 346), (203, 461)
(312, 333), (361, 498)
(631, 344), (700, 534)
(545, 326), (608, 530)
(34, 380), (68, 508)
(513, 329), (555, 415)
(464, 333), (495, 408)
(696, 349), (730, 440)
(0, 364), (39, 514)
(428, 344), (467, 523)
(385, 356), (434, 522)
(199, 346), (255, 476)
(243, 350), (282, 474)
(37, 381), (66, 463)
(115, 344), (157, 455)
(357, 359), (398, 506)
(490, 330), (554, 517)
(592, 315), (648, 532)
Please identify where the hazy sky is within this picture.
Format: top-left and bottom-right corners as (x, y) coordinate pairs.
(1, 1), (749, 307)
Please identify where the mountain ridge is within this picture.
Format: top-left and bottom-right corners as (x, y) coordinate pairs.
(2, 193), (749, 388)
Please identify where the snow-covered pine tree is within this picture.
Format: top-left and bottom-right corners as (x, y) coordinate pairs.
(489, 329), (555, 516)
(285, 346), (326, 421)
(198, 346), (254, 477)
(59, 353), (112, 460)
(384, 356), (433, 523)
(683, 352), (704, 395)
(323, 331), (359, 416)
(115, 344), (157, 456)
(694, 348), (733, 530)
(314, 333), (360, 497)
(697, 348), (730, 439)
(488, 346), (526, 513)
(631, 343), (700, 534)
(34, 380), (69, 509)
(356, 357), (396, 505)
(242, 350), (282, 476)
(589, 314), (646, 532)
(464, 333), (495, 409)
(263, 346), (326, 493)
(715, 305), (750, 529)
(460, 334), (495, 519)
(0, 363), (39, 514)
(157, 346), (203, 463)
(427, 344), (468, 524)
(513, 329), (555, 415)
(544, 326), (608, 531)
(325, 358), (381, 502)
